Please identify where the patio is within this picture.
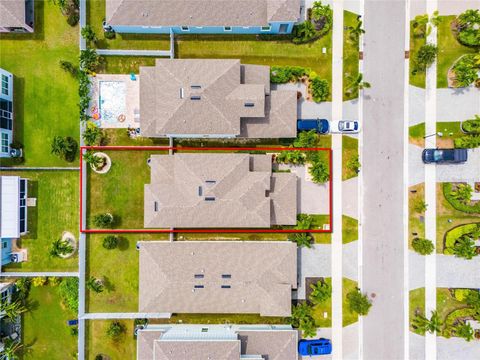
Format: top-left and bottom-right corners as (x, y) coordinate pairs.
(89, 74), (140, 129)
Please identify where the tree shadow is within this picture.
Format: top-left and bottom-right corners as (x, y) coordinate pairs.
(117, 236), (129, 251)
(102, 275), (115, 292)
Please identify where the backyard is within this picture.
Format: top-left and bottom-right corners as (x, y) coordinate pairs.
(0, 0), (79, 166)
(86, 320), (136, 360)
(2, 171), (79, 272)
(22, 284), (78, 359)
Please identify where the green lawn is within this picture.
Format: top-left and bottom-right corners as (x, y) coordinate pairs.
(409, 122), (463, 147)
(87, 0), (170, 50)
(409, 21), (426, 88)
(312, 278), (332, 327)
(2, 171), (79, 272)
(342, 216), (358, 244)
(343, 278), (359, 327)
(409, 123), (425, 146)
(437, 16), (477, 88)
(86, 320), (136, 360)
(342, 135), (359, 181)
(408, 183), (426, 250)
(343, 11), (360, 101)
(0, 0), (79, 166)
(437, 183), (479, 253)
(23, 284), (77, 360)
(409, 287), (425, 334)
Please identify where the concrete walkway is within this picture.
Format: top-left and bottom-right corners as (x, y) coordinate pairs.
(96, 49), (171, 57)
(330, 0), (344, 358)
(343, 241), (358, 281)
(409, 85), (480, 125)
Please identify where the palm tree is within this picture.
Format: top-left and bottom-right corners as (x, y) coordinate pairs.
(83, 151), (105, 169)
(81, 25), (98, 44)
(413, 311), (442, 334)
(349, 17), (365, 43)
(450, 184), (472, 204)
(453, 235), (477, 260)
(289, 233), (313, 248)
(51, 136), (66, 156)
(49, 238), (74, 258)
(412, 14), (430, 37)
(456, 322), (474, 341)
(2, 338), (24, 360)
(300, 317), (317, 338)
(309, 280), (331, 304)
(87, 276), (104, 293)
(345, 73), (371, 97)
(0, 299), (28, 321)
(414, 199), (428, 213)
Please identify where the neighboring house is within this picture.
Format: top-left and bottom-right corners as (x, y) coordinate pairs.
(137, 324), (298, 360)
(0, 0), (34, 33)
(139, 59), (297, 138)
(104, 0), (300, 35)
(144, 153), (297, 228)
(0, 68), (13, 158)
(138, 241), (297, 316)
(0, 281), (21, 354)
(0, 176), (28, 266)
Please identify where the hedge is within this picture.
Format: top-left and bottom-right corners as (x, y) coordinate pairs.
(444, 307), (477, 328)
(445, 223), (480, 254)
(454, 135), (480, 148)
(461, 117), (480, 134)
(270, 66), (309, 84)
(443, 182), (480, 213)
(454, 289), (474, 302)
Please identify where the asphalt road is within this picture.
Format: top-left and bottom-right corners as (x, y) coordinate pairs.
(362, 1), (407, 359)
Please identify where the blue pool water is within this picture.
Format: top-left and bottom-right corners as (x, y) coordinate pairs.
(99, 81), (126, 123)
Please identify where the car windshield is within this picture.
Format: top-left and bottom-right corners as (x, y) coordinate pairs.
(433, 150), (443, 161)
(339, 121), (345, 130)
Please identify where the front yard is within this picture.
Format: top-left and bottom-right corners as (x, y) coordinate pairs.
(343, 11), (360, 101)
(409, 121), (463, 148)
(23, 284), (78, 359)
(2, 171), (79, 272)
(342, 135), (359, 181)
(0, 0), (79, 166)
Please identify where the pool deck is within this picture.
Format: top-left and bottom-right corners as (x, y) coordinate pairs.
(88, 74), (140, 129)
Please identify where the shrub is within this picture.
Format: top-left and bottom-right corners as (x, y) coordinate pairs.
(87, 276), (104, 293)
(413, 44), (438, 73)
(465, 290), (480, 314)
(293, 130), (318, 149)
(412, 238), (435, 255)
(49, 238), (74, 258)
(14, 278), (31, 301)
(67, 12), (79, 26)
(461, 115), (480, 134)
(32, 277), (47, 287)
(81, 25), (97, 44)
(296, 214), (315, 230)
(309, 159), (329, 183)
(413, 199), (428, 213)
(58, 278), (79, 312)
(48, 277), (62, 286)
(455, 9), (480, 47)
(347, 155), (361, 176)
(80, 49), (101, 72)
(78, 70), (92, 121)
(346, 288), (372, 315)
(83, 121), (103, 146)
(59, 60), (78, 77)
(102, 235), (118, 250)
(311, 1), (333, 36)
(270, 66), (308, 84)
(453, 235), (477, 259)
(289, 302), (313, 328)
(309, 280), (331, 304)
(276, 148), (306, 165)
(443, 183), (480, 213)
(104, 30), (116, 40)
(456, 322), (474, 341)
(51, 136), (78, 162)
(292, 21), (318, 44)
(452, 54), (478, 87)
(445, 224), (480, 254)
(106, 321), (125, 339)
(453, 288), (473, 302)
(309, 75), (329, 102)
(455, 135), (480, 149)
(93, 213), (114, 228)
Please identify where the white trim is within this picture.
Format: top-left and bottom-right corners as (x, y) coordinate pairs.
(261, 26), (271, 32)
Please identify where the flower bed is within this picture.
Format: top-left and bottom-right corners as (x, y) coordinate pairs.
(443, 182), (480, 213)
(444, 223), (480, 254)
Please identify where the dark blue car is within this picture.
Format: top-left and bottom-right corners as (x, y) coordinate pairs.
(298, 338), (332, 356)
(297, 119), (329, 134)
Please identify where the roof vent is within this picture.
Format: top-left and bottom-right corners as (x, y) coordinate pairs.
(154, 201), (159, 212)
(190, 95), (201, 101)
(198, 186), (203, 196)
(180, 88), (184, 99)
(191, 85), (201, 89)
(244, 102), (255, 107)
(205, 196), (215, 202)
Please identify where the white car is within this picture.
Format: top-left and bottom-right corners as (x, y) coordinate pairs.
(330, 120), (360, 133)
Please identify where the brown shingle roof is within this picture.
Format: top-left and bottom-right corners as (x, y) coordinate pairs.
(154, 340), (240, 360)
(106, 0), (300, 27)
(144, 153), (297, 228)
(0, 0), (26, 28)
(138, 241), (297, 316)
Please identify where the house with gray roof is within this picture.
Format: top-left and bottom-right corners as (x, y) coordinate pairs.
(137, 324), (298, 360)
(0, 0), (34, 33)
(104, 0), (300, 35)
(144, 153), (297, 229)
(139, 59), (298, 139)
(138, 241), (297, 317)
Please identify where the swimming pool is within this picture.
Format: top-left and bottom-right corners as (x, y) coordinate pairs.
(99, 81), (126, 123)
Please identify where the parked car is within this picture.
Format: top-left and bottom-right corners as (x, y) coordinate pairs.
(422, 148), (468, 164)
(297, 119), (330, 134)
(330, 120), (360, 133)
(298, 338), (332, 356)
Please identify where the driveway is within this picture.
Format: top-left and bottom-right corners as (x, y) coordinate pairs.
(295, 244), (331, 300)
(437, 335), (480, 359)
(278, 164), (330, 215)
(409, 85), (480, 126)
(437, 254), (480, 288)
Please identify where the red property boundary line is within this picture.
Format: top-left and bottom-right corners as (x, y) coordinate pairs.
(80, 146), (333, 234)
